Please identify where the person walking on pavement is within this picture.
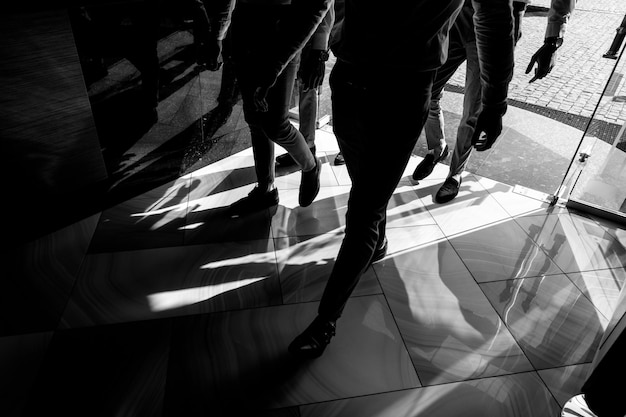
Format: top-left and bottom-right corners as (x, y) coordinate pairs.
(411, 0), (576, 204)
(275, 2), (335, 168)
(288, 0), (515, 359)
(224, 0), (333, 216)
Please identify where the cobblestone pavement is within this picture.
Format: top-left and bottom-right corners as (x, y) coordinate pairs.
(448, 0), (626, 127)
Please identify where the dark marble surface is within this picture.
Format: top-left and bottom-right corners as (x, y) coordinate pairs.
(21, 319), (172, 417)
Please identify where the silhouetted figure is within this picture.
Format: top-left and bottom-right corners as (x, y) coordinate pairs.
(226, 0), (333, 217)
(275, 2), (335, 168)
(189, 0), (233, 70)
(412, 0), (576, 204)
(288, 0), (515, 359)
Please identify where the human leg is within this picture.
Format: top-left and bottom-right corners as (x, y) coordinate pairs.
(298, 84), (318, 148)
(229, 6), (319, 213)
(276, 77), (317, 167)
(412, 36), (467, 181)
(289, 62), (434, 357)
(436, 40), (482, 203)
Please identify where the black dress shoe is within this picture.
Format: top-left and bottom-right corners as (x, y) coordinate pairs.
(334, 152), (345, 165)
(288, 316), (336, 359)
(276, 146), (316, 167)
(299, 157), (321, 207)
(228, 187), (279, 217)
(371, 236), (388, 264)
(412, 145), (449, 181)
(435, 176), (461, 203)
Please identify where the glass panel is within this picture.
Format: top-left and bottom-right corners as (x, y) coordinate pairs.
(564, 24), (626, 219)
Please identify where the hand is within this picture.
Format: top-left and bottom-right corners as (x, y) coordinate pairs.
(298, 49), (328, 90)
(198, 39), (223, 71)
(525, 38), (561, 83)
(253, 85), (270, 112)
(251, 68), (279, 112)
(471, 107), (504, 151)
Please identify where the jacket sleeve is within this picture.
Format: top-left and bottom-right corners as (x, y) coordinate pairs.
(211, 0), (236, 41)
(308, 0), (335, 50)
(472, 0), (515, 115)
(545, 0), (576, 38)
(261, 0), (333, 86)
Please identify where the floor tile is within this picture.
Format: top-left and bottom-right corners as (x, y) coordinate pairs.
(327, 153), (351, 186)
(567, 268), (626, 320)
(90, 196), (187, 253)
(163, 296), (420, 416)
(474, 175), (566, 217)
(538, 363), (593, 408)
(514, 212), (626, 273)
(273, 157), (340, 190)
(0, 332), (53, 417)
(386, 185), (437, 228)
(271, 186), (350, 238)
(1, 214), (99, 336)
(481, 274), (608, 369)
(275, 233), (382, 304)
(21, 320), (171, 417)
(184, 183), (275, 244)
(271, 183), (437, 239)
(308, 127), (341, 153)
(414, 175), (512, 237)
(60, 239), (281, 328)
(187, 155), (259, 201)
(450, 218), (563, 282)
(381, 224), (447, 256)
(300, 372), (561, 417)
(375, 237), (532, 385)
(112, 169), (193, 203)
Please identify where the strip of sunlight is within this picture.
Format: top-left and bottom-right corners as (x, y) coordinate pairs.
(180, 222), (204, 230)
(147, 276), (268, 312)
(201, 232), (341, 270)
(441, 215), (513, 241)
(382, 235), (449, 261)
(200, 252), (277, 269)
(129, 204), (187, 218)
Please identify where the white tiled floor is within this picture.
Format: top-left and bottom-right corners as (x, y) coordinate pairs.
(3, 129), (626, 417)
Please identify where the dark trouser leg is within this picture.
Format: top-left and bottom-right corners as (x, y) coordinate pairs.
(231, 6), (314, 190)
(424, 32), (468, 151)
(318, 62), (434, 321)
(298, 85), (318, 147)
(449, 41), (481, 177)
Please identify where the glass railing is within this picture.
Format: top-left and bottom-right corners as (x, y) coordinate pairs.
(559, 18), (626, 222)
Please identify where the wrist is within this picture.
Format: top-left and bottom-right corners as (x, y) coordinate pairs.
(544, 36), (563, 50)
(311, 49), (330, 62)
